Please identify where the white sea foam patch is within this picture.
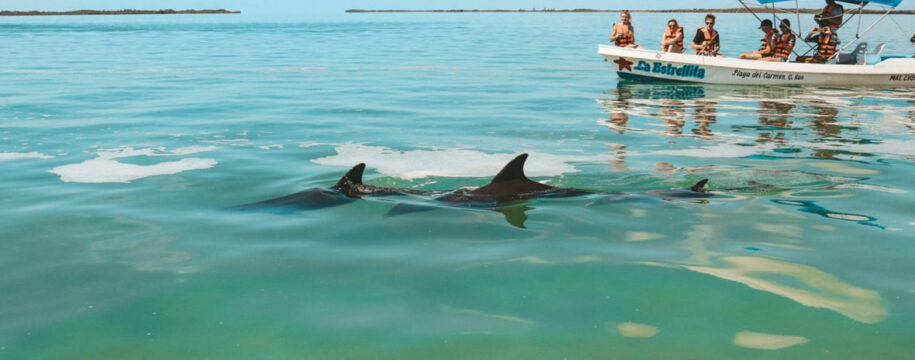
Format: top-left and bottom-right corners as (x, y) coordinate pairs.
(0, 152), (54, 161)
(733, 331), (809, 350)
(49, 146), (218, 183)
(614, 322), (659, 338)
(299, 142), (333, 148)
(312, 143), (600, 180)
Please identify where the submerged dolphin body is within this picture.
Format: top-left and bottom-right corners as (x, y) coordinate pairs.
(230, 163), (432, 212)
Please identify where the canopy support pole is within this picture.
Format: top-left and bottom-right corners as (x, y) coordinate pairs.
(832, 7), (894, 59)
(887, 15), (915, 48)
(738, 0), (765, 23)
(795, 0), (803, 43)
(742, 0), (816, 57)
(772, 3), (778, 24)
(837, 4), (867, 31)
(767, 2), (817, 57)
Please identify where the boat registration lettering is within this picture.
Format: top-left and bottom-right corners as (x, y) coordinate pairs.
(889, 75), (915, 81)
(731, 69), (804, 81)
(633, 61), (706, 80)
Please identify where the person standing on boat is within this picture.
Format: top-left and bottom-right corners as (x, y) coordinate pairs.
(661, 19), (684, 53)
(818, 0), (844, 31)
(739, 19), (778, 60)
(763, 19), (796, 62)
(691, 14), (722, 57)
(796, 18), (839, 63)
(610, 11), (640, 48)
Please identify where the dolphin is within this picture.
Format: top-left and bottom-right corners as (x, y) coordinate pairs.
(387, 154), (711, 227)
(230, 163), (432, 212)
(434, 154), (596, 205)
(433, 153), (709, 203)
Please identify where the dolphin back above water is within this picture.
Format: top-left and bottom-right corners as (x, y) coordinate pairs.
(435, 154), (595, 204)
(231, 163), (432, 211)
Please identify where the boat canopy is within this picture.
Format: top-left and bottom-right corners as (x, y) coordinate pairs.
(754, 0), (903, 7)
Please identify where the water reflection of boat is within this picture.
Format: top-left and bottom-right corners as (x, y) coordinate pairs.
(610, 82), (807, 101)
(597, 83), (910, 161)
(599, 83), (800, 140)
(905, 99), (915, 134)
(809, 101), (843, 158)
(756, 100), (795, 145)
(693, 100), (717, 137)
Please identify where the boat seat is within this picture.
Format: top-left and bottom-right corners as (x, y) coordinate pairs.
(863, 43), (887, 65)
(871, 43), (886, 55)
(830, 43), (868, 65)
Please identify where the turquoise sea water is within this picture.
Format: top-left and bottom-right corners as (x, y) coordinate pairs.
(1, 12), (914, 359)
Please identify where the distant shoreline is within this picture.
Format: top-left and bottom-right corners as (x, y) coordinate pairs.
(346, 8), (915, 15)
(0, 9), (240, 16)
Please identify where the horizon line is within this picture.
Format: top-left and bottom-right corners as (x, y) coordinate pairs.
(345, 8), (915, 14)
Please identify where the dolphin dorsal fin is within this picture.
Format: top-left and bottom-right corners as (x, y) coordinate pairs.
(334, 163), (366, 190)
(690, 179), (709, 192)
(490, 154), (530, 184)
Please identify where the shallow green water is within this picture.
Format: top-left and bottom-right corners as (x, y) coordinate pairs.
(1, 12), (914, 359)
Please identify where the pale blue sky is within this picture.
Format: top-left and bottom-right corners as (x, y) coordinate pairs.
(1, 0), (912, 15)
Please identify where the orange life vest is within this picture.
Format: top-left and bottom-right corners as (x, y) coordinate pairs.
(824, 3), (835, 17)
(816, 29), (838, 58)
(759, 29), (777, 55)
(663, 26), (683, 48)
(696, 27), (719, 55)
(774, 32), (795, 60)
(614, 23), (635, 46)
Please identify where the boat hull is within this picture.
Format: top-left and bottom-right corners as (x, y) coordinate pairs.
(599, 45), (915, 87)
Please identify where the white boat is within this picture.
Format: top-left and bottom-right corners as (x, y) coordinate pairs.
(599, 0), (915, 86)
(599, 45), (915, 86)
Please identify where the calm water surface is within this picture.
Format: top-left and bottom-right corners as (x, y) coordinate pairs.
(1, 12), (914, 359)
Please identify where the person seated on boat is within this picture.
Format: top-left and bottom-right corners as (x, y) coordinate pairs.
(610, 11), (641, 48)
(691, 14), (722, 57)
(795, 19), (839, 63)
(910, 31), (914, 43)
(818, 0), (844, 31)
(661, 19), (684, 53)
(762, 19), (796, 62)
(739, 19), (778, 60)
